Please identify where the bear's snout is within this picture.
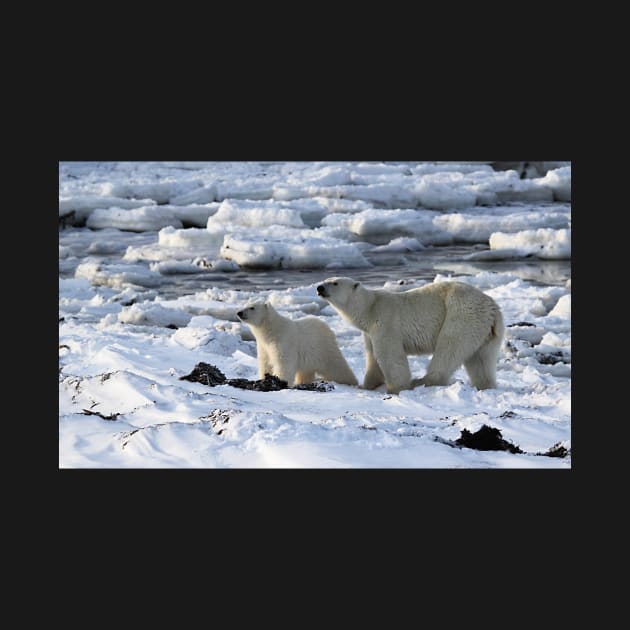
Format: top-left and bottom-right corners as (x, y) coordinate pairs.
(237, 310), (245, 319)
(317, 284), (328, 298)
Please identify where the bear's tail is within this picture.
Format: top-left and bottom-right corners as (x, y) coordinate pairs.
(490, 305), (505, 342)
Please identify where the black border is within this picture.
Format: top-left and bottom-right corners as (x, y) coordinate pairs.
(56, 101), (574, 556)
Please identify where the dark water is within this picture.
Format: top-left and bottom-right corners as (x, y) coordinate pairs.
(59, 227), (570, 300)
(150, 247), (570, 299)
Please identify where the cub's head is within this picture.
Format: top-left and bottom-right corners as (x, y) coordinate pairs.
(316, 277), (360, 309)
(236, 300), (268, 326)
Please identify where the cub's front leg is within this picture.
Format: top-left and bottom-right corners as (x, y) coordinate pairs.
(257, 345), (274, 379)
(265, 346), (298, 387)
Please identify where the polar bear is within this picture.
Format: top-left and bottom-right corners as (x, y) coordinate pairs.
(316, 277), (504, 394)
(236, 300), (358, 387)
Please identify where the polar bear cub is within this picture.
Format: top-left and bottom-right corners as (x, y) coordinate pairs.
(317, 277), (504, 394)
(236, 300), (358, 387)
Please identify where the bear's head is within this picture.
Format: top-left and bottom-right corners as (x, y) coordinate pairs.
(236, 300), (269, 327)
(317, 277), (361, 309)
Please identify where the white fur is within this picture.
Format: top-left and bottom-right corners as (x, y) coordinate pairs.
(317, 277), (504, 394)
(237, 300), (358, 387)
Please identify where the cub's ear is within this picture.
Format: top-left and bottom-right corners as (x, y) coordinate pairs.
(353, 282), (359, 289)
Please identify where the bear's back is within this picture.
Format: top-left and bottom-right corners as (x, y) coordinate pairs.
(294, 315), (333, 336)
(403, 281), (491, 304)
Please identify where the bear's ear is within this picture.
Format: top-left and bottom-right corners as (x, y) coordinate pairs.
(353, 282), (359, 289)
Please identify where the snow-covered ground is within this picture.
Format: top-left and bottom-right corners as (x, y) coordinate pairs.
(59, 161), (571, 468)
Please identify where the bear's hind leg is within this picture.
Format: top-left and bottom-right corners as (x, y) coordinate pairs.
(420, 309), (488, 387)
(463, 335), (501, 390)
(319, 363), (358, 386)
(419, 343), (469, 387)
(316, 347), (358, 386)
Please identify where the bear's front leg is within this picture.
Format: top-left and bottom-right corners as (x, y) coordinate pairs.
(362, 333), (385, 390)
(371, 334), (412, 395)
(257, 346), (273, 380)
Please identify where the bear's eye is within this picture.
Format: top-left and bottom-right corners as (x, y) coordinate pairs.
(333, 282), (338, 286)
(249, 307), (254, 310)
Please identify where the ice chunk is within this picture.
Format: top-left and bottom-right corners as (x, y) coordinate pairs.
(124, 226), (222, 263)
(208, 199), (306, 228)
(75, 261), (163, 289)
(489, 228), (571, 259)
(118, 303), (192, 328)
(86, 206), (183, 232)
(339, 184), (417, 208)
(435, 209), (570, 243)
(220, 232), (371, 269)
(159, 226), (216, 248)
(548, 294), (571, 318)
(370, 237), (425, 252)
(414, 179), (477, 210)
(323, 208), (452, 245)
(103, 180), (203, 204)
(538, 166), (571, 202)
(169, 184), (217, 205)
(59, 195), (156, 224)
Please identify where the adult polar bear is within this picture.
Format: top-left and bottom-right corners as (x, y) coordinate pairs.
(237, 300), (358, 387)
(317, 277), (504, 394)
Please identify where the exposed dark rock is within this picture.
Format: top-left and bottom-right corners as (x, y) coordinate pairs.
(507, 321), (536, 327)
(179, 362), (334, 392)
(536, 351), (568, 365)
(455, 424), (523, 454)
(179, 362), (227, 386)
(542, 442), (570, 458)
(226, 374), (288, 392)
(59, 210), (76, 230)
(81, 408), (120, 421)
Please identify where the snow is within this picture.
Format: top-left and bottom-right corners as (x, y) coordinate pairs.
(59, 161), (571, 468)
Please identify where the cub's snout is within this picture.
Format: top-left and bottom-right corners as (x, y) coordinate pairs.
(317, 284), (328, 298)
